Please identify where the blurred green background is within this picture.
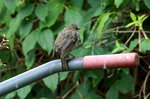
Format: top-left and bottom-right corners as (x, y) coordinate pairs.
(0, 0), (150, 99)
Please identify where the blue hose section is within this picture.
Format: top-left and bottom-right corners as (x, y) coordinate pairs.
(0, 57), (83, 96)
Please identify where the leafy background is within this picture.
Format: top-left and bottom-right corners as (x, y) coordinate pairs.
(0, 0), (150, 99)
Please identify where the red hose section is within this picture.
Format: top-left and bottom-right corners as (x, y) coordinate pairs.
(83, 53), (139, 70)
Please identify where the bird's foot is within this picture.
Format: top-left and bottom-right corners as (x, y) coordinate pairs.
(62, 65), (68, 71)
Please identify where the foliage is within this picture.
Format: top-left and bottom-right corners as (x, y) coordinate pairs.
(126, 12), (148, 30)
(0, 0), (150, 99)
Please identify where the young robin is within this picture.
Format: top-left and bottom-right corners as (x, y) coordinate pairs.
(52, 24), (80, 70)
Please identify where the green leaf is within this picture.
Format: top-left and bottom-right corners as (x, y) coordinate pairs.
(25, 50), (35, 69)
(76, 80), (90, 95)
(17, 85), (32, 99)
(3, 0), (19, 13)
(64, 7), (83, 26)
(8, 35), (15, 50)
(106, 86), (119, 99)
(114, 0), (123, 8)
(112, 41), (127, 53)
(83, 71), (98, 78)
(83, 33), (95, 48)
(141, 39), (150, 53)
(106, 72), (134, 99)
(82, 71), (105, 88)
(144, 0), (150, 9)
(71, 47), (90, 57)
(0, 10), (11, 24)
(79, 27), (86, 43)
(35, 4), (48, 21)
(23, 29), (39, 56)
(43, 73), (58, 92)
(72, 80), (103, 99)
(139, 15), (147, 21)
(0, 51), (11, 63)
(0, 0), (4, 13)
(36, 88), (53, 98)
(19, 21), (32, 39)
(116, 41), (121, 48)
(6, 4), (34, 38)
(135, 0), (140, 11)
(112, 48), (121, 53)
(5, 91), (16, 99)
(117, 73), (134, 93)
(18, 4), (34, 19)
(141, 15), (148, 23)
(70, 91), (82, 99)
(130, 12), (136, 21)
(121, 68), (130, 75)
(92, 46), (106, 55)
(40, 0), (64, 28)
(37, 29), (54, 55)
(128, 39), (138, 52)
(92, 7), (104, 17)
(73, 71), (81, 83)
(83, 7), (104, 23)
(87, 0), (100, 8)
(96, 13), (110, 38)
(6, 17), (22, 38)
(60, 72), (69, 81)
(92, 70), (104, 87)
(71, 0), (84, 9)
(126, 21), (136, 28)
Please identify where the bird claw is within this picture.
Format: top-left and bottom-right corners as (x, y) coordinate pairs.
(62, 65), (68, 71)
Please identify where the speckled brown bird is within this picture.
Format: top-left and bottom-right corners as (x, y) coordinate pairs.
(52, 24), (80, 70)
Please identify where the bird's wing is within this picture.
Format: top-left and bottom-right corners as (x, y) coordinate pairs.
(53, 30), (66, 54)
(53, 30), (79, 57)
(60, 38), (76, 58)
(61, 31), (78, 57)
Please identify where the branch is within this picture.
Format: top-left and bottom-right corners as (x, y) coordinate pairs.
(125, 26), (137, 45)
(61, 81), (79, 99)
(104, 30), (150, 34)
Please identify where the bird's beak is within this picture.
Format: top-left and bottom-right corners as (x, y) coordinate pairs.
(77, 28), (80, 30)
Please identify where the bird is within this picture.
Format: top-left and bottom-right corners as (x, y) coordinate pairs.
(52, 24), (80, 71)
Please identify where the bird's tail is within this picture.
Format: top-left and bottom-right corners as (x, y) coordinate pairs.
(61, 58), (68, 71)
